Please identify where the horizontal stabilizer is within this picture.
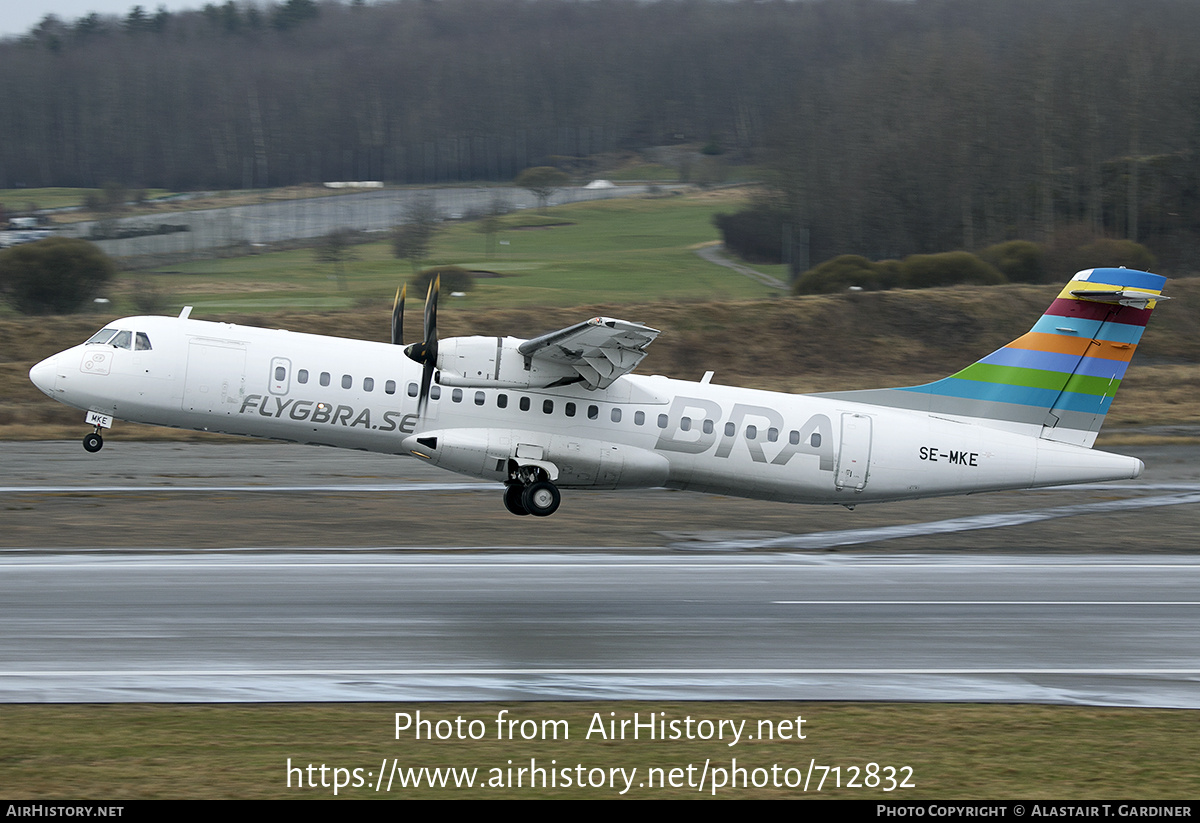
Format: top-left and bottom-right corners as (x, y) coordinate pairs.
(1070, 288), (1170, 309)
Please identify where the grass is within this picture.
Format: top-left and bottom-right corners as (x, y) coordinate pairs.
(121, 190), (773, 315)
(1, 702), (1196, 799)
(0, 188), (174, 212)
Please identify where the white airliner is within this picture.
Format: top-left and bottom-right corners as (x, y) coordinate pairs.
(29, 267), (1167, 517)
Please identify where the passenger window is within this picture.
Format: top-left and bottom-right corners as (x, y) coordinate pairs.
(565, 402), (576, 417)
(431, 386), (441, 400)
(341, 374), (352, 389)
(135, 332), (152, 351)
(725, 422), (735, 437)
(111, 330), (132, 349)
(680, 417), (692, 432)
(588, 405), (598, 420)
(703, 419), (714, 434)
(497, 394), (508, 409)
(407, 383), (418, 397)
(810, 432), (822, 448)
(634, 411), (645, 426)
(452, 389), (463, 403)
(385, 380), (396, 395)
(768, 427), (779, 442)
(746, 425), (757, 439)
(519, 396), (530, 411)
(320, 372), (331, 387)
(611, 408), (622, 423)
(657, 414), (668, 429)
(543, 399), (554, 414)
(298, 369), (309, 384)
(475, 391), (485, 406)
(363, 377), (374, 392)
(789, 430), (800, 445)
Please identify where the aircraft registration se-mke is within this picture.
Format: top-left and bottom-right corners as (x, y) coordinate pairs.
(29, 267), (1167, 518)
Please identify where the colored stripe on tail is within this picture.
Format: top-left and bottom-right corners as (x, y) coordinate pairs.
(817, 268), (1168, 447)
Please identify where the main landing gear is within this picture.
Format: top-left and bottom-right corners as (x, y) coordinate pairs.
(503, 465), (561, 517)
(503, 480), (561, 517)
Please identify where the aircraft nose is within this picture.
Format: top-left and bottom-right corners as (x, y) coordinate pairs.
(29, 354), (59, 396)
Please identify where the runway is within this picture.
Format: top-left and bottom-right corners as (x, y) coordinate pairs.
(2, 442), (1198, 705)
(2, 552), (1198, 705)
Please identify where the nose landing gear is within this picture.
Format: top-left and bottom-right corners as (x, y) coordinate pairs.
(81, 411), (112, 453)
(83, 430), (104, 453)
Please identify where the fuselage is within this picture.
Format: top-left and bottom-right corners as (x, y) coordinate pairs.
(28, 313), (1143, 506)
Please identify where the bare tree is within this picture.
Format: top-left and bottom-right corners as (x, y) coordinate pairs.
(391, 195), (439, 274)
(314, 227), (359, 290)
(474, 192), (509, 259)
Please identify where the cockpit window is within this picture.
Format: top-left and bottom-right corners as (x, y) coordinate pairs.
(136, 332), (152, 351)
(111, 330), (132, 350)
(86, 328), (118, 344)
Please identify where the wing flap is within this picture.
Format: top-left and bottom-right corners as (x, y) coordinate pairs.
(518, 316), (660, 389)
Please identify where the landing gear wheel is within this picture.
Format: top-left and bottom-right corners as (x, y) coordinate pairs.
(82, 432), (103, 453)
(521, 480), (561, 517)
(503, 483), (530, 516)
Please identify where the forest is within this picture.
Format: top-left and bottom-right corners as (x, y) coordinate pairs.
(1, 0), (1197, 268)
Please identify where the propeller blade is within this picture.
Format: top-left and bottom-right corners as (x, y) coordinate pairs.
(403, 275), (440, 415)
(390, 283), (406, 346)
(419, 360), (435, 416)
(423, 275), (439, 346)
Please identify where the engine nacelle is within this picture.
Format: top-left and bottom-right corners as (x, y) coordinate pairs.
(435, 336), (580, 389)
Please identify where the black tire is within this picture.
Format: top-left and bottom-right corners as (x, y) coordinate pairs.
(503, 484), (530, 516)
(82, 432), (103, 453)
(521, 480), (561, 517)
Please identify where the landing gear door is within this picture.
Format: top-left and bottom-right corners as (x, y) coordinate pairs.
(835, 413), (872, 492)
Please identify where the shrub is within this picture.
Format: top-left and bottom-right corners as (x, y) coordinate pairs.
(712, 203), (788, 263)
(129, 279), (173, 313)
(900, 251), (1006, 289)
(1044, 225), (1157, 277)
(0, 237), (116, 315)
(410, 265), (475, 297)
(979, 240), (1046, 283)
(1073, 238), (1156, 273)
(794, 255), (894, 294)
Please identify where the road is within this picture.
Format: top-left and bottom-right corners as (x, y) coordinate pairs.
(60, 184), (649, 259)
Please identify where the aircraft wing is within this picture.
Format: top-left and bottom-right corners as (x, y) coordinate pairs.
(517, 317), (660, 389)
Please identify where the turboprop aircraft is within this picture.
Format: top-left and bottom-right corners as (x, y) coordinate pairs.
(28, 267), (1167, 517)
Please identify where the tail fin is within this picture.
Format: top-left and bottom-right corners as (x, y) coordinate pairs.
(820, 268), (1168, 447)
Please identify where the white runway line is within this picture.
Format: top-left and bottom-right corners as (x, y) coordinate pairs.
(682, 491), (1200, 550)
(4, 668), (1200, 677)
(0, 482), (496, 493)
